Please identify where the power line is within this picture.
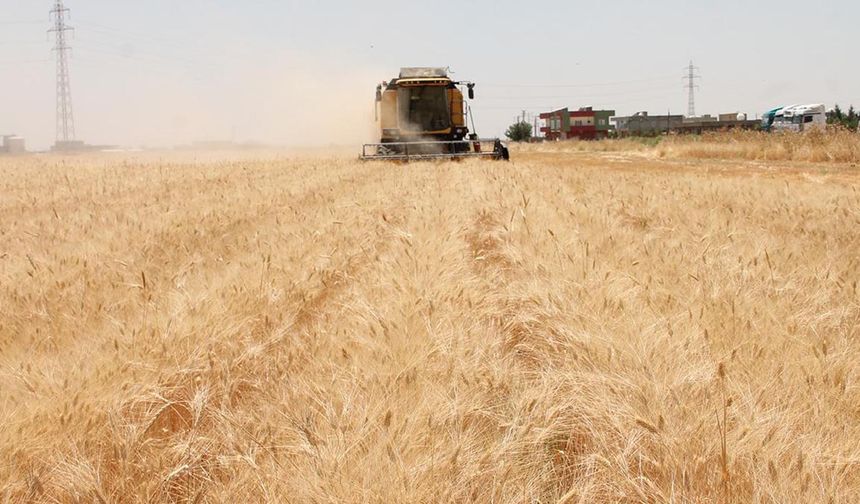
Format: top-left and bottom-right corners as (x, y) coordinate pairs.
(482, 76), (679, 89)
(74, 41), (216, 71)
(0, 40), (50, 45)
(476, 89), (684, 110)
(49, 0), (75, 143)
(0, 58), (50, 65)
(71, 21), (254, 71)
(74, 20), (193, 49)
(0, 20), (45, 26)
(683, 60), (701, 117)
(71, 54), (210, 84)
(480, 84), (683, 101)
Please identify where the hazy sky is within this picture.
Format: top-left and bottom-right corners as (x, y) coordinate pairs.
(1, 0), (857, 150)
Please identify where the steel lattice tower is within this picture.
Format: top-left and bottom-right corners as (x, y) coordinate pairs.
(684, 61), (701, 118)
(49, 0), (75, 143)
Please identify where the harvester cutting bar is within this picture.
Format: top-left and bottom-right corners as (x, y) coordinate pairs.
(360, 139), (509, 162)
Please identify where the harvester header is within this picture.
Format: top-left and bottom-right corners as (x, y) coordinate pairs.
(361, 67), (508, 162)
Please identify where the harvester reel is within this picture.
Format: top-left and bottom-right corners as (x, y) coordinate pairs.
(376, 144), (396, 157)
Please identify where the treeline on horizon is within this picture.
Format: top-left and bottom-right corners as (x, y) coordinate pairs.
(827, 104), (859, 131)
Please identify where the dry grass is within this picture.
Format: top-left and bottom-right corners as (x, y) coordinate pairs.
(522, 128), (860, 164)
(1, 140), (859, 503)
(656, 129), (860, 163)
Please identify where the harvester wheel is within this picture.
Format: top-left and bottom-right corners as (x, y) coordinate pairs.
(493, 140), (510, 161)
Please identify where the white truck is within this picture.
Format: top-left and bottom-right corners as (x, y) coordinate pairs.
(762, 104), (826, 132)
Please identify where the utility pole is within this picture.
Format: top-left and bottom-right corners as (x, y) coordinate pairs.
(683, 60), (700, 118)
(49, 0), (75, 144)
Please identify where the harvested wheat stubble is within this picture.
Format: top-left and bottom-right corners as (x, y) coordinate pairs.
(1, 139), (859, 503)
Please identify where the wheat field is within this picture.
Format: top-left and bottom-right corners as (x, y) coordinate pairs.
(1, 138), (859, 503)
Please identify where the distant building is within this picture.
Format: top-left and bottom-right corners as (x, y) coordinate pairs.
(719, 112), (747, 122)
(612, 111), (758, 136)
(683, 114), (718, 124)
(1, 135), (26, 154)
(678, 112), (759, 134)
(51, 140), (118, 152)
(52, 140), (87, 152)
(613, 112), (684, 135)
(539, 107), (616, 140)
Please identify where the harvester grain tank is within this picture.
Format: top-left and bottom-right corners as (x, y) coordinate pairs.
(361, 67), (509, 161)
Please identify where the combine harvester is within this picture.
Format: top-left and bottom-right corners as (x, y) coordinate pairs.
(361, 67), (509, 161)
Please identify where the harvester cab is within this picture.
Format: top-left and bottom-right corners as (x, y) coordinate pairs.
(361, 67), (509, 161)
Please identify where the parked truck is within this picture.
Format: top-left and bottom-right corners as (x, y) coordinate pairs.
(761, 104), (826, 132)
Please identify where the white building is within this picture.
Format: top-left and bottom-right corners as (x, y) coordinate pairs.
(1, 135), (26, 154)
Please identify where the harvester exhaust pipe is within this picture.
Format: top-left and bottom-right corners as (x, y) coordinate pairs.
(374, 85), (382, 121)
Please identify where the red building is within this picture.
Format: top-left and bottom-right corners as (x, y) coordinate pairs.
(539, 107), (616, 140)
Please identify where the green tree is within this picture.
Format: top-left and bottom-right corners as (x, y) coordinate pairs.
(847, 106), (859, 131)
(505, 121), (532, 142)
(828, 104), (859, 130)
(827, 104), (843, 125)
